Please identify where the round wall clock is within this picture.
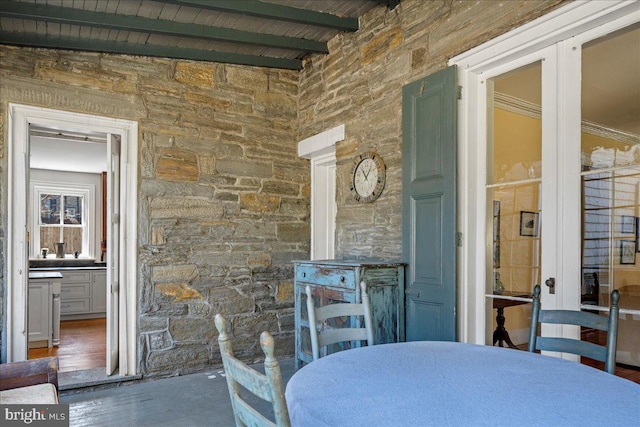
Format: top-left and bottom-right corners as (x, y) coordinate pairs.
(350, 151), (386, 203)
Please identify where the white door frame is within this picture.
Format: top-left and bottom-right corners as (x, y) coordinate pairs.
(106, 134), (121, 376)
(6, 104), (138, 376)
(298, 125), (344, 260)
(451, 0), (640, 345)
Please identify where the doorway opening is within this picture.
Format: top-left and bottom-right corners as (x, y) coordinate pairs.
(27, 126), (109, 375)
(6, 104), (138, 381)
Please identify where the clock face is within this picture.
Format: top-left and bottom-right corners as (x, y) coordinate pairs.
(350, 152), (386, 203)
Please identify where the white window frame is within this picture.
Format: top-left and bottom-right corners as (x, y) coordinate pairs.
(298, 124), (344, 260)
(31, 181), (95, 259)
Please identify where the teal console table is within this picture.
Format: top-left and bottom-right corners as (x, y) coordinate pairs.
(293, 259), (405, 369)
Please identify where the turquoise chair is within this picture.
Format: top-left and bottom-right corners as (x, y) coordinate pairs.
(528, 284), (620, 374)
(306, 280), (374, 361)
(215, 314), (290, 427)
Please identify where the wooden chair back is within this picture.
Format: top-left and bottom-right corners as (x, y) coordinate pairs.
(0, 356), (59, 391)
(215, 314), (290, 427)
(306, 280), (374, 361)
(528, 284), (620, 374)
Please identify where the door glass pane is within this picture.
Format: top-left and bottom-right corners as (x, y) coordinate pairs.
(581, 23), (640, 369)
(581, 23), (640, 173)
(488, 62), (542, 184)
(490, 183), (541, 295)
(486, 62), (542, 348)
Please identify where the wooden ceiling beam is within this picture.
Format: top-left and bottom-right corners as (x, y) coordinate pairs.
(0, 1), (328, 53)
(158, 0), (360, 31)
(0, 31), (302, 70)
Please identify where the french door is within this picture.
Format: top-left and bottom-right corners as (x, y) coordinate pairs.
(482, 47), (556, 350)
(458, 5), (639, 366)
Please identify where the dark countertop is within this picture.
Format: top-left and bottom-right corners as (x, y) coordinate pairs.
(29, 259), (106, 269)
(30, 266), (107, 271)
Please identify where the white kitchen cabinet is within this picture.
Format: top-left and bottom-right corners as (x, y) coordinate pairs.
(28, 281), (51, 347)
(28, 272), (62, 349)
(49, 268), (108, 319)
(91, 270), (107, 312)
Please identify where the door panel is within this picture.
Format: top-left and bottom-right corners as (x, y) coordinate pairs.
(414, 197), (442, 281)
(106, 134), (120, 375)
(405, 300), (442, 341)
(402, 66), (457, 341)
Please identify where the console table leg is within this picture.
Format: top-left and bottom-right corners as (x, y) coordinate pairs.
(493, 307), (518, 349)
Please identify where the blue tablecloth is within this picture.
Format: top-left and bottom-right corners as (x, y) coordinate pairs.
(285, 341), (640, 426)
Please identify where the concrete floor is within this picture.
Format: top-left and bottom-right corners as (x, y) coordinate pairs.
(60, 358), (296, 427)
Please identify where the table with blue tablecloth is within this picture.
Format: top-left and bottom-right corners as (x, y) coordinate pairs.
(285, 341), (640, 426)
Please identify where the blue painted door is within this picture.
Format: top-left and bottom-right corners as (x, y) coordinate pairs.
(402, 66), (457, 341)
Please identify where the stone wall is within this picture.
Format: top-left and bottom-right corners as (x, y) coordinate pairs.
(0, 0), (568, 373)
(298, 0), (566, 260)
(0, 48), (306, 373)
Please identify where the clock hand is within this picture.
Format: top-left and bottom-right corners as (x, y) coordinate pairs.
(362, 167), (369, 181)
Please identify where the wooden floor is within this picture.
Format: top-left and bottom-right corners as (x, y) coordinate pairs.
(581, 327), (640, 384)
(29, 318), (106, 373)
